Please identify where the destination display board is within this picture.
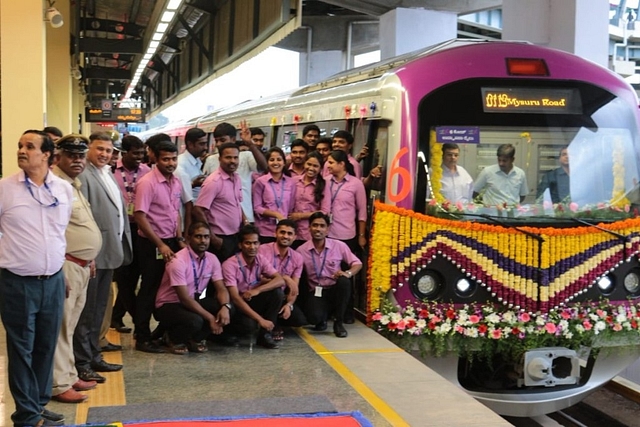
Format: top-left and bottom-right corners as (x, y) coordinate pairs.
(481, 88), (581, 114)
(85, 107), (145, 123)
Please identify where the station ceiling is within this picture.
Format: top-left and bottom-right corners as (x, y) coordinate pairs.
(75, 0), (501, 111)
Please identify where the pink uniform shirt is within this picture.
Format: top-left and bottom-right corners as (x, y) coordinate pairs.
(222, 252), (278, 294)
(113, 159), (151, 222)
(297, 238), (361, 290)
(0, 171), (73, 275)
(155, 246), (223, 308)
(324, 174), (367, 240)
(292, 175), (330, 241)
(134, 167), (182, 239)
(195, 169), (243, 236)
(257, 242), (303, 281)
(252, 173), (296, 237)
(322, 154), (362, 179)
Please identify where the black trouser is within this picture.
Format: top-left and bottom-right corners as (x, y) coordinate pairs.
(305, 277), (351, 325)
(232, 288), (283, 338)
(154, 298), (232, 344)
(134, 236), (179, 342)
(210, 234), (239, 263)
(277, 287), (308, 327)
(112, 222), (140, 325)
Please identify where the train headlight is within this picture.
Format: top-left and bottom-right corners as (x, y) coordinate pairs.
(596, 275), (615, 295)
(411, 270), (443, 300)
(523, 348), (580, 387)
(624, 270), (640, 297)
(455, 278), (475, 298)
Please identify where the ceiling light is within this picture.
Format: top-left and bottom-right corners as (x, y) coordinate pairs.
(143, 53), (153, 61)
(149, 41), (160, 49)
(156, 23), (169, 33)
(152, 32), (163, 41)
(167, 0), (183, 10)
(161, 11), (175, 22)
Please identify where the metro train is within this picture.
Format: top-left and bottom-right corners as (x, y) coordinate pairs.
(140, 39), (640, 417)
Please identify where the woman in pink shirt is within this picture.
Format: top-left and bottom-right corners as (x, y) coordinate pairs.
(289, 151), (329, 248)
(252, 147), (296, 243)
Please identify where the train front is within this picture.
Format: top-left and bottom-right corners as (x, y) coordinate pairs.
(368, 42), (640, 417)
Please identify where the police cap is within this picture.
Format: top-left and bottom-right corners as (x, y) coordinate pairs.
(56, 134), (89, 153)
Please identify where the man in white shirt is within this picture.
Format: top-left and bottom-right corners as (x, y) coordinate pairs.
(439, 143), (473, 203)
(473, 144), (529, 206)
(177, 127), (208, 200)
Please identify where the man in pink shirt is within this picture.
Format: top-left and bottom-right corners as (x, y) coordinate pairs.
(287, 139), (308, 177)
(222, 225), (284, 349)
(297, 212), (362, 338)
(134, 140), (185, 353)
(155, 222), (232, 354)
(111, 135), (151, 334)
(0, 130), (72, 427)
(194, 142), (245, 262)
(321, 130), (362, 178)
(257, 220), (307, 337)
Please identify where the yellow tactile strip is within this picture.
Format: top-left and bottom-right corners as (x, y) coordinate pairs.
(75, 329), (126, 425)
(295, 327), (410, 427)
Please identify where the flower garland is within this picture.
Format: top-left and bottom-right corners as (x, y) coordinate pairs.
(611, 136), (631, 208)
(367, 201), (640, 315)
(372, 300), (640, 360)
(428, 131), (444, 203)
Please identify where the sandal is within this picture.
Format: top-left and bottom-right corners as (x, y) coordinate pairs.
(272, 328), (284, 341)
(187, 340), (208, 353)
(168, 343), (189, 355)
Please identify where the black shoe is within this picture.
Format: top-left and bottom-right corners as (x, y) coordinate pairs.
(41, 408), (64, 423)
(91, 360), (123, 372)
(257, 333), (280, 349)
(136, 340), (165, 353)
(77, 368), (106, 383)
(37, 417), (65, 426)
(101, 342), (123, 352)
(343, 311), (355, 324)
(111, 321), (132, 333)
(314, 321), (327, 331)
(333, 321), (348, 338)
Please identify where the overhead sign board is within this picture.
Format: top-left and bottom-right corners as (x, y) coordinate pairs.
(85, 108), (145, 123)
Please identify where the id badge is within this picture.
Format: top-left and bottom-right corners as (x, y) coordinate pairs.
(127, 202), (135, 216)
(314, 286), (323, 297)
(155, 247), (163, 260)
(328, 214), (333, 223)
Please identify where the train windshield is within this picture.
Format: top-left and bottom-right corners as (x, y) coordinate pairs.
(418, 79), (640, 223)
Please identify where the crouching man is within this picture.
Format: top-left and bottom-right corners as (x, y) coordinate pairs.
(154, 222), (232, 354)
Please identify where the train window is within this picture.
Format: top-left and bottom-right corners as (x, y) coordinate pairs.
(418, 80), (640, 223)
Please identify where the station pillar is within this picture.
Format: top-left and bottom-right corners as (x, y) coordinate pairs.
(300, 50), (342, 85)
(46, 0), (74, 135)
(502, 0), (609, 67)
(379, 8), (457, 59)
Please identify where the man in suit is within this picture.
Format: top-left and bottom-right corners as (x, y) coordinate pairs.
(74, 132), (133, 384)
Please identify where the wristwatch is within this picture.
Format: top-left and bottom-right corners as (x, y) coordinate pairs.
(346, 270), (352, 277)
(222, 303), (232, 310)
(288, 304), (294, 311)
(176, 237), (185, 242)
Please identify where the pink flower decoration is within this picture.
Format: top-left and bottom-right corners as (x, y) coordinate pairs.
(543, 201), (553, 210)
(519, 313), (531, 322)
(545, 323), (557, 334)
(469, 315), (480, 324)
(428, 199), (437, 206)
(491, 329), (502, 339)
(561, 310), (571, 320)
(569, 202), (579, 212)
(583, 321), (593, 330)
(613, 323), (622, 331)
(397, 319), (407, 330)
(372, 312), (382, 321)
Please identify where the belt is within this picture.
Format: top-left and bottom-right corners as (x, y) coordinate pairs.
(65, 254), (91, 268)
(1, 268), (61, 280)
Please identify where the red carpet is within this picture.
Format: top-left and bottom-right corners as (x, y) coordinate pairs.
(100, 412), (372, 427)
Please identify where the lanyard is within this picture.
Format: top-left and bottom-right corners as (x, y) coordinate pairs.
(189, 251), (207, 295)
(273, 250), (291, 274)
(236, 254), (261, 288)
(330, 179), (347, 206)
(25, 175), (59, 208)
(268, 178), (285, 210)
(310, 248), (328, 283)
(120, 168), (138, 202)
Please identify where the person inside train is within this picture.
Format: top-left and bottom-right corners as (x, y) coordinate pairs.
(177, 127), (208, 200)
(202, 121), (267, 224)
(154, 221), (232, 355)
(536, 146), (570, 204)
(302, 124), (320, 149)
(44, 125), (63, 143)
(252, 147), (297, 244)
(324, 130), (362, 178)
(222, 224), (284, 349)
(289, 151), (329, 248)
(288, 139), (309, 177)
(439, 142), (474, 203)
(297, 212), (362, 338)
(194, 142), (246, 262)
(315, 137), (332, 163)
(473, 143), (529, 206)
(256, 219), (307, 341)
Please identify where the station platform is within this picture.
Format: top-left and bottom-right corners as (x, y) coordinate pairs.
(1, 319), (512, 427)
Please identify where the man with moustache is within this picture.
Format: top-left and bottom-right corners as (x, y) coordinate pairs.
(297, 212), (362, 338)
(194, 142), (246, 262)
(0, 130), (72, 427)
(51, 135), (102, 404)
(223, 225), (284, 349)
(287, 139), (309, 177)
(473, 143), (529, 205)
(154, 222), (232, 354)
(301, 124), (320, 149)
(111, 135), (151, 334)
(134, 140), (185, 353)
(74, 132), (132, 384)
